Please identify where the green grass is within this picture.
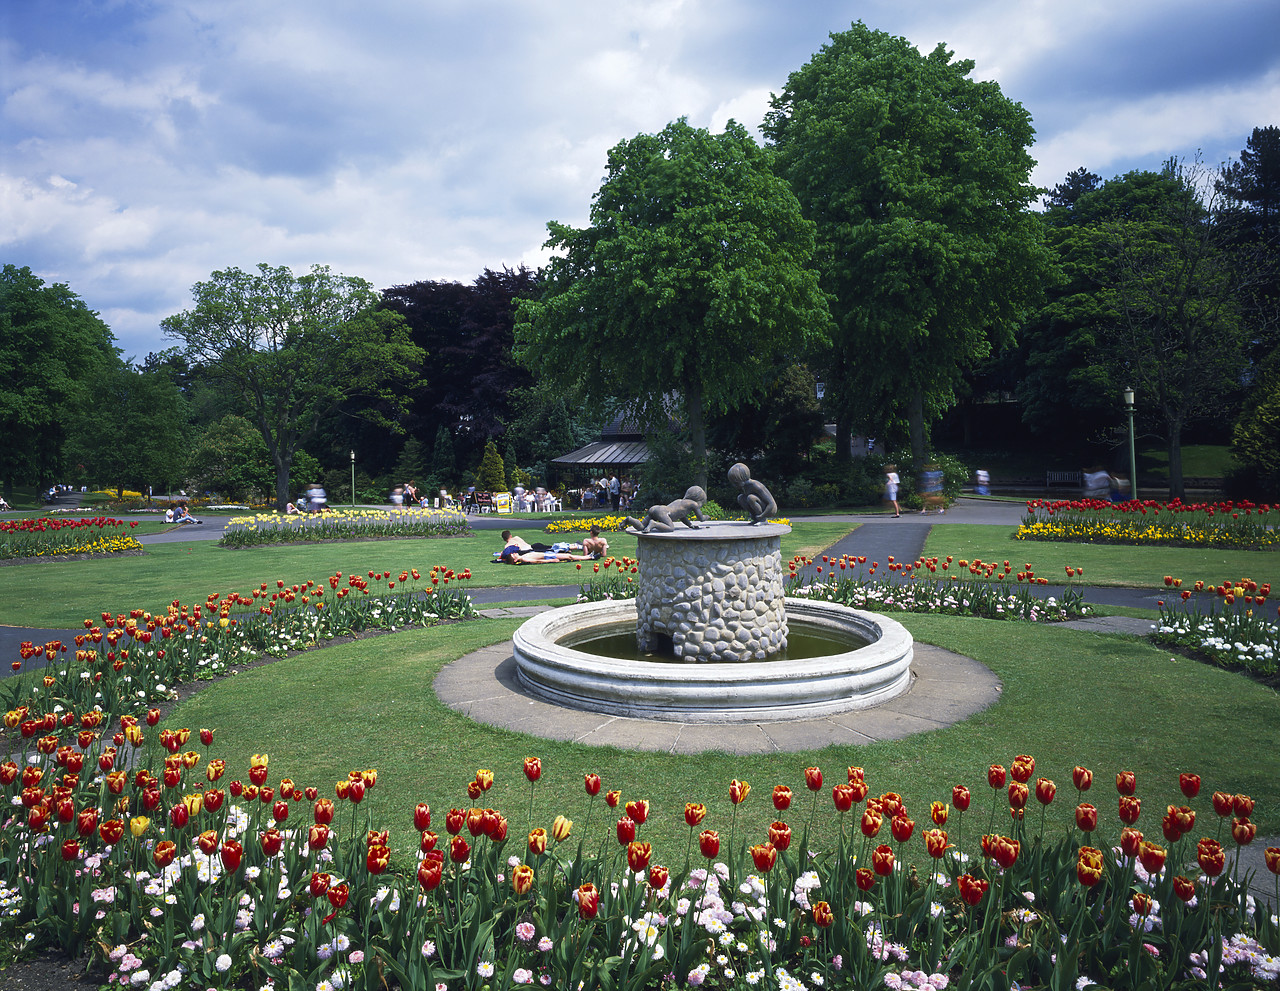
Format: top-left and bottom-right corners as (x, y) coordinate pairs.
(166, 612), (1280, 865)
(922, 523), (1280, 589)
(0, 521), (856, 627)
(1143, 444), (1232, 480)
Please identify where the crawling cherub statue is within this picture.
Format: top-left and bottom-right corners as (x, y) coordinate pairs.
(728, 462), (777, 524)
(623, 486), (708, 533)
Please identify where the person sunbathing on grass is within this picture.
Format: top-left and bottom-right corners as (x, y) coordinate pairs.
(500, 549), (593, 565)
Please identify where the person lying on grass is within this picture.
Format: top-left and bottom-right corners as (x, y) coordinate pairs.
(500, 549), (594, 565)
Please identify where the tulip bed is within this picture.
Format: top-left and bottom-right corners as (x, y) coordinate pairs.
(1017, 499), (1279, 550)
(782, 555), (1090, 623)
(0, 516), (143, 560)
(220, 509), (471, 548)
(1, 726), (1278, 991)
(4, 566), (476, 721)
(1151, 577), (1278, 681)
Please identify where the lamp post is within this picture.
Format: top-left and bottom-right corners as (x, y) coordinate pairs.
(350, 450), (356, 509)
(1123, 387), (1137, 503)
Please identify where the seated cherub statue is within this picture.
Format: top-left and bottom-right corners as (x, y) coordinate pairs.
(728, 462), (777, 524)
(623, 486), (708, 533)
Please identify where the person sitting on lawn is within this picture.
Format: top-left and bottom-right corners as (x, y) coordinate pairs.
(173, 502), (202, 525)
(582, 525), (609, 558)
(498, 530), (555, 558)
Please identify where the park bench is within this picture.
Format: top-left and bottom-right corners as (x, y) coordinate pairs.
(1045, 470), (1082, 488)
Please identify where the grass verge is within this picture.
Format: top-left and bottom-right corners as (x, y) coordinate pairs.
(166, 612), (1280, 863)
(922, 523), (1280, 589)
(0, 522), (856, 627)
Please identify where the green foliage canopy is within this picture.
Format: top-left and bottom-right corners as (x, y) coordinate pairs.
(764, 22), (1051, 467)
(514, 119), (831, 487)
(162, 264), (424, 509)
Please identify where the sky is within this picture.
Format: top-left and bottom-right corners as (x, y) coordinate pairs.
(3, 0), (1278, 360)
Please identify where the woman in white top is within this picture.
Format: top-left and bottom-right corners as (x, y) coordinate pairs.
(885, 465), (901, 518)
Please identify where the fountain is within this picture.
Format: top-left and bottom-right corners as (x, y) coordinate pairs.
(511, 465), (914, 724)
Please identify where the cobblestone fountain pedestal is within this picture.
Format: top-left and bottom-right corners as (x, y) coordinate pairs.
(635, 521), (789, 662)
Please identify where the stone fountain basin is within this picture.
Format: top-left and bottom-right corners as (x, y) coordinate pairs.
(512, 598), (913, 723)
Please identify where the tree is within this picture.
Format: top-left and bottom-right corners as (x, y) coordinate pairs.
(475, 440), (506, 492)
(514, 118), (831, 489)
(162, 264), (424, 509)
(0, 265), (119, 498)
(1100, 162), (1249, 496)
(764, 22), (1052, 470)
(382, 267), (537, 465)
(186, 415), (276, 501)
(707, 363), (825, 483)
(1217, 126), (1280, 241)
(65, 363), (190, 499)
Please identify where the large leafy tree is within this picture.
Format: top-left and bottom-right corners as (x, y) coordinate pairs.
(0, 265), (119, 498)
(65, 363), (191, 499)
(764, 22), (1051, 469)
(162, 264), (423, 509)
(382, 267), (537, 466)
(513, 118), (831, 488)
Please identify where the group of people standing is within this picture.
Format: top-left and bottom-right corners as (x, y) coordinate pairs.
(584, 473), (631, 512)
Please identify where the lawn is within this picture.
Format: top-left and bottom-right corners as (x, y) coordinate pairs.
(0, 520), (855, 627)
(921, 523), (1280, 590)
(166, 610), (1280, 865)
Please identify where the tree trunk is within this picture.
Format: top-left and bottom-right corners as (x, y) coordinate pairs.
(908, 387), (928, 474)
(275, 454), (292, 511)
(834, 415), (853, 464)
(686, 382), (708, 491)
(1167, 425), (1185, 500)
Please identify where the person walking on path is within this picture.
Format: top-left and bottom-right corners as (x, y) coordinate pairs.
(884, 464), (901, 518)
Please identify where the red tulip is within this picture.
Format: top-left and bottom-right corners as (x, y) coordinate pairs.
(152, 840), (177, 868)
(991, 834), (1020, 869)
(1172, 874), (1197, 902)
(577, 882), (599, 920)
(1132, 892), (1153, 916)
(768, 821), (791, 852)
(528, 828), (547, 856)
(772, 785), (792, 810)
(804, 767), (823, 792)
(99, 819), (125, 845)
(685, 803), (707, 827)
(584, 773), (601, 796)
(930, 801), (949, 826)
(1072, 766), (1093, 791)
(1010, 755), (1035, 784)
(958, 873), (988, 905)
(220, 840), (243, 873)
(418, 853), (443, 890)
(327, 882), (350, 910)
(1008, 782), (1029, 810)
(523, 757), (542, 783)
(450, 835), (470, 863)
(1116, 771), (1136, 796)
(1077, 846), (1104, 886)
(1120, 828), (1144, 859)
(1035, 778), (1056, 805)
(750, 842), (777, 872)
(314, 798), (335, 825)
(855, 867), (877, 891)
(1138, 840), (1167, 874)
(649, 864), (669, 889)
(832, 784), (854, 811)
(812, 901), (834, 927)
(616, 817), (636, 845)
(1118, 796), (1141, 825)
(309, 871), (332, 898)
(1075, 803), (1098, 832)
(625, 800), (649, 825)
(988, 764), (1006, 789)
(872, 843), (895, 875)
(261, 829), (283, 856)
(1263, 847), (1280, 876)
(1233, 794), (1255, 818)
(1231, 818), (1257, 846)
(729, 779), (750, 805)
(924, 828), (949, 859)
(445, 808), (466, 834)
(627, 841), (652, 873)
(1179, 773), (1201, 799)
(605, 789), (620, 809)
(420, 830), (438, 853)
(699, 829), (720, 859)
(308, 824), (330, 851)
(952, 785), (971, 812)
(890, 814), (915, 843)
